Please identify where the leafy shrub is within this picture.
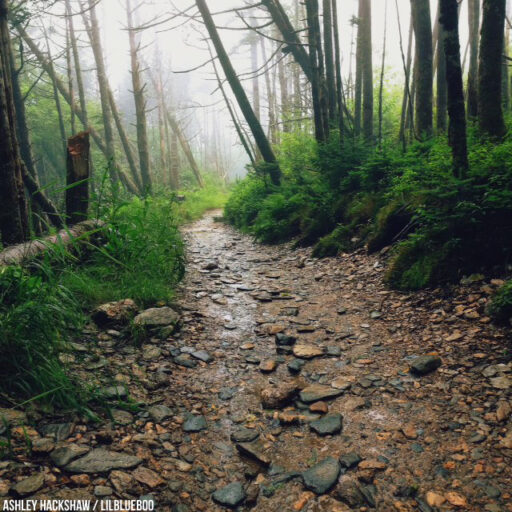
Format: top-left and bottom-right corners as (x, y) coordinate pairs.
(487, 280), (512, 324)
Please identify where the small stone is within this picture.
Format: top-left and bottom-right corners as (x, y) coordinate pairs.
(302, 457), (341, 494)
(94, 486), (113, 497)
(183, 414), (207, 433)
(261, 382), (300, 409)
(293, 344), (324, 359)
(410, 355), (442, 376)
(236, 440), (271, 466)
(64, 448), (142, 473)
(111, 409), (134, 425)
(148, 405), (173, 423)
(310, 414), (343, 436)
(401, 424), (418, 440)
(490, 376), (511, 390)
(132, 466), (164, 488)
(230, 428), (259, 443)
(309, 401), (328, 414)
(339, 453), (362, 469)
(259, 359), (278, 373)
(212, 482), (246, 508)
(109, 470), (135, 494)
(191, 350), (213, 363)
(331, 376), (355, 390)
(13, 473), (44, 496)
(275, 333), (297, 346)
(92, 299), (138, 327)
(288, 359), (306, 374)
(51, 444), (90, 467)
(426, 491), (446, 507)
(174, 355), (197, 368)
(142, 346), (162, 360)
(134, 307), (180, 329)
(300, 384), (344, 404)
(0, 480), (10, 497)
(32, 438), (55, 453)
(445, 492), (468, 508)
(39, 423), (74, 441)
(333, 476), (366, 507)
(102, 385), (128, 399)
(496, 401), (511, 422)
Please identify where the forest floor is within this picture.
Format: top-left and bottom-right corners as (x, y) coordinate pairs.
(1, 211), (512, 512)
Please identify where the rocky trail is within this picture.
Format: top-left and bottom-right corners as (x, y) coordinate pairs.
(1, 211), (512, 512)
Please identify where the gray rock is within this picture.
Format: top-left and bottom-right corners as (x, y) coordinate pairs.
(94, 486), (113, 497)
(174, 355), (197, 368)
(102, 385), (128, 399)
(302, 456), (341, 494)
(64, 448), (142, 473)
(333, 476), (366, 507)
(191, 350), (213, 363)
(12, 473), (45, 496)
(39, 423), (74, 441)
(92, 299), (138, 328)
(51, 444), (90, 467)
(134, 307), (180, 328)
(142, 346), (162, 361)
(235, 440), (271, 466)
(299, 384), (344, 404)
(111, 409), (134, 425)
(230, 428), (259, 443)
(212, 482), (246, 508)
(183, 414), (207, 433)
(275, 333), (297, 346)
(410, 355), (442, 376)
(339, 452), (362, 469)
(148, 405), (173, 423)
(310, 414), (343, 436)
(288, 359), (306, 374)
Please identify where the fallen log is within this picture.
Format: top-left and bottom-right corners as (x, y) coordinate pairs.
(0, 219), (105, 267)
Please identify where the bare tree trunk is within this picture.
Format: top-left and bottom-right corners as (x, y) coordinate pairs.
(323, 0), (336, 125)
(249, 19), (260, 121)
(440, 0), (469, 177)
(331, 0), (345, 141)
(503, 19), (510, 110)
(65, 8), (76, 135)
(411, 0), (434, 138)
(278, 51), (289, 133)
(478, 0), (506, 137)
(0, 0), (29, 244)
(398, 10), (414, 149)
(354, 0), (363, 136)
(169, 128), (180, 190)
(361, 0), (373, 142)
(126, 0), (152, 192)
(467, 0), (480, 117)
(436, 21), (448, 132)
(196, 0), (281, 185)
(66, 132), (90, 224)
(378, 0), (388, 148)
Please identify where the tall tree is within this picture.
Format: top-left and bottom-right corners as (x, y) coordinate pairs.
(331, 0), (345, 141)
(436, 20), (447, 132)
(398, 10), (414, 149)
(126, 0), (152, 192)
(378, 0), (388, 147)
(323, 0), (336, 124)
(440, 0), (469, 177)
(354, 0), (363, 136)
(467, 0), (480, 118)
(0, 0), (29, 244)
(478, 0), (506, 137)
(361, 0), (373, 141)
(195, 0), (281, 185)
(411, 0), (434, 138)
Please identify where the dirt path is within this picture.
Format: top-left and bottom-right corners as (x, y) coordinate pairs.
(1, 211), (511, 511)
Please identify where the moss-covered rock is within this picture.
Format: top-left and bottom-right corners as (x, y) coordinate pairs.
(367, 201), (412, 254)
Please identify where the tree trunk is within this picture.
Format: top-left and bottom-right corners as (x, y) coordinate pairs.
(323, 0), (336, 125)
(440, 0), (469, 178)
(398, 11), (414, 149)
(66, 132), (90, 225)
(467, 0), (480, 117)
(361, 0), (373, 142)
(0, 0), (29, 245)
(126, 0), (152, 192)
(84, 0), (117, 180)
(436, 20), (448, 132)
(354, 0), (363, 136)
(196, 0), (281, 185)
(411, 0), (434, 138)
(478, 0), (506, 137)
(331, 0), (345, 141)
(249, 19), (260, 122)
(378, 0), (388, 148)
(503, 18), (510, 110)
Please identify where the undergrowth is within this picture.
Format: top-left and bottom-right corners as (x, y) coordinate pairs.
(225, 128), (512, 290)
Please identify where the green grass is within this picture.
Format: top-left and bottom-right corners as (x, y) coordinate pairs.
(176, 179), (230, 222)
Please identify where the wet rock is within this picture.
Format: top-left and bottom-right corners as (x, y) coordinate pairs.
(339, 452), (362, 469)
(236, 440), (271, 466)
(51, 444), (90, 467)
(148, 405), (173, 423)
(219, 387), (237, 400)
(132, 466), (164, 488)
(293, 344), (324, 359)
(92, 299), (138, 328)
(12, 473), (44, 496)
(191, 350), (213, 363)
(102, 385), (128, 399)
(134, 307), (180, 336)
(94, 486), (113, 497)
(410, 355), (442, 376)
(259, 359), (278, 373)
(109, 471), (137, 494)
(183, 414), (207, 433)
(64, 448), (142, 473)
(142, 345), (162, 360)
(299, 384), (344, 404)
(309, 401), (328, 414)
(310, 414), (343, 436)
(32, 437), (55, 453)
(333, 476), (368, 507)
(39, 422), (74, 441)
(275, 333), (297, 346)
(288, 358), (306, 374)
(302, 456), (341, 494)
(174, 355), (197, 368)
(230, 428), (259, 443)
(331, 376), (355, 391)
(212, 482), (246, 508)
(261, 382), (300, 409)
(112, 409), (134, 425)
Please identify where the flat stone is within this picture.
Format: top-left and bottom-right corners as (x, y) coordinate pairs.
(300, 384), (344, 404)
(92, 299), (138, 327)
(132, 466), (164, 488)
(102, 385), (128, 399)
(293, 344), (325, 359)
(310, 414), (343, 436)
(490, 376), (511, 390)
(331, 375), (355, 390)
(13, 473), (45, 496)
(94, 486), (113, 497)
(32, 438), (55, 453)
(64, 449), (142, 473)
(259, 360), (278, 373)
(111, 409), (134, 425)
(230, 428), (259, 443)
(134, 307), (179, 328)
(182, 414), (207, 433)
(302, 457), (341, 494)
(51, 444), (90, 467)
(275, 333), (297, 346)
(174, 355), (197, 368)
(288, 358), (306, 373)
(39, 423), (74, 441)
(236, 440), (271, 466)
(142, 346), (162, 360)
(410, 355), (442, 376)
(333, 476), (368, 508)
(191, 350), (213, 363)
(339, 452), (362, 469)
(148, 405), (173, 423)
(261, 382), (300, 409)
(0, 409), (26, 430)
(212, 482), (246, 508)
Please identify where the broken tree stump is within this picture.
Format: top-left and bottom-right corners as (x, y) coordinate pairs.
(66, 131), (90, 225)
